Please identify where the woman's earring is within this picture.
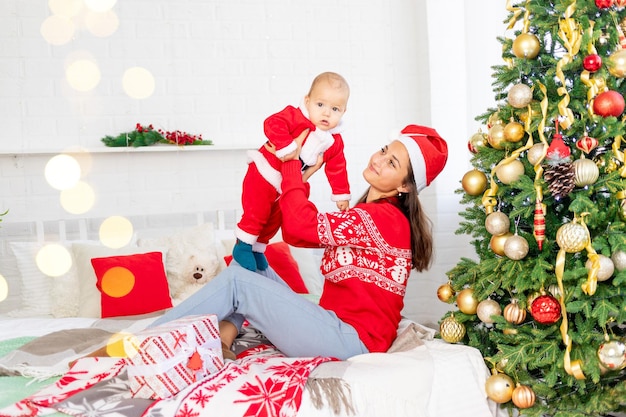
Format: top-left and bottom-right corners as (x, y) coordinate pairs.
(398, 192), (402, 198)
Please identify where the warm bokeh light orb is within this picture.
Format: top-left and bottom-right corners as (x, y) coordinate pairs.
(60, 181), (95, 214)
(84, 0), (117, 13)
(36, 243), (73, 277)
(40, 15), (75, 45)
(0, 274), (8, 303)
(107, 332), (137, 358)
(45, 154), (81, 191)
(101, 266), (135, 298)
(122, 67), (156, 99)
(66, 59), (101, 92)
(99, 216), (134, 249)
(85, 10), (119, 37)
(48, 0), (83, 18)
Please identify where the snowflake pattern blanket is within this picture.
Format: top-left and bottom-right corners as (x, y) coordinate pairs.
(1, 344), (333, 417)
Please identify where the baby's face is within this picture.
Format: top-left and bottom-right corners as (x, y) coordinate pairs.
(304, 81), (348, 131)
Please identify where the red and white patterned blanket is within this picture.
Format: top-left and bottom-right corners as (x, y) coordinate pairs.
(1, 345), (333, 417)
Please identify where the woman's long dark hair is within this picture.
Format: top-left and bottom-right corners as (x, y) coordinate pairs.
(357, 163), (433, 272)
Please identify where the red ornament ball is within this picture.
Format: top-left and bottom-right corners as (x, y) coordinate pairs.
(596, 0), (614, 8)
(583, 54), (602, 72)
(593, 90), (625, 117)
(530, 295), (561, 325)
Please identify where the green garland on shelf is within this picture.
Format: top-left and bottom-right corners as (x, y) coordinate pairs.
(101, 124), (213, 147)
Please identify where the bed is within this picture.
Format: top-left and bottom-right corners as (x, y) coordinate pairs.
(0, 211), (505, 417)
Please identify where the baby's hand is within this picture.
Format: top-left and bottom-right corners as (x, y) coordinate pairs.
(336, 200), (349, 211)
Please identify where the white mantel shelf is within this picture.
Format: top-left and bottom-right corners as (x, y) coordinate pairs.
(0, 145), (252, 156)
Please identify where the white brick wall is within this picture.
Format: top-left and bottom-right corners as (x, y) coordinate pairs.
(0, 0), (505, 326)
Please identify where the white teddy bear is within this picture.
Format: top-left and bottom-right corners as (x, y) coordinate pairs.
(137, 222), (226, 306)
(167, 252), (222, 305)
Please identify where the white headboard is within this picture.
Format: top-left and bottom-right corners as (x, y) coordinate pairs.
(0, 209), (241, 314)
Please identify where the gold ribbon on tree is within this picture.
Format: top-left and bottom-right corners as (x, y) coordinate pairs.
(580, 21), (607, 117)
(555, 3), (581, 130)
(612, 135), (626, 178)
(554, 213), (598, 380)
(505, 0), (525, 30)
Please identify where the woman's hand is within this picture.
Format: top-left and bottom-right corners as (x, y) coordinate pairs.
(265, 129), (310, 162)
(302, 153), (325, 182)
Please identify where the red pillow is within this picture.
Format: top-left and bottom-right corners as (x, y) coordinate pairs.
(91, 251), (173, 318)
(224, 242), (309, 294)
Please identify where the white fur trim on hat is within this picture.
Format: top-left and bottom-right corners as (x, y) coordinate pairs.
(392, 125), (448, 193)
(396, 134), (428, 192)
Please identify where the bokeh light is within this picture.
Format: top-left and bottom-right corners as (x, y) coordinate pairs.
(84, 0), (117, 13)
(122, 67), (155, 99)
(0, 274), (8, 303)
(99, 216), (134, 248)
(101, 266), (135, 298)
(85, 10), (119, 37)
(35, 243), (73, 277)
(40, 15), (75, 45)
(48, 0), (83, 18)
(66, 59), (101, 92)
(45, 154), (81, 191)
(60, 181), (95, 214)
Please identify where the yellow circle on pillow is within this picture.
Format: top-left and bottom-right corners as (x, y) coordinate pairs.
(101, 266), (135, 298)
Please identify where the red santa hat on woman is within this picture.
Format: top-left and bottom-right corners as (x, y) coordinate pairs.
(394, 124), (448, 193)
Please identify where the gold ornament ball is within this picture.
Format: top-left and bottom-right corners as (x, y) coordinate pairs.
(556, 222), (590, 253)
(508, 84), (533, 108)
(611, 250), (626, 272)
(496, 159), (525, 184)
(512, 33), (541, 59)
(439, 315), (466, 343)
(488, 124), (506, 150)
(485, 373), (515, 404)
(462, 169), (488, 196)
(503, 300), (527, 324)
(437, 282), (455, 303)
(512, 384), (536, 409)
(503, 121), (525, 142)
(477, 299), (502, 324)
(573, 157), (600, 187)
(491, 232), (513, 256)
(609, 49), (626, 78)
(504, 234), (529, 260)
(585, 254), (615, 282)
(548, 284), (562, 299)
(485, 211), (510, 236)
(526, 143), (546, 166)
(456, 288), (479, 315)
(468, 131), (488, 153)
(597, 338), (626, 370)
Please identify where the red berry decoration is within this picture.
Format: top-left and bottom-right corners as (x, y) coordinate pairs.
(593, 90), (625, 117)
(530, 294), (561, 325)
(596, 0), (614, 8)
(583, 54), (602, 72)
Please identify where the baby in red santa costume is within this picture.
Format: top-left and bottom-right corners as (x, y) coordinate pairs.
(234, 72), (351, 271)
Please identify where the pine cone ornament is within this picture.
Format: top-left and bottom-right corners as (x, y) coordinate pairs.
(544, 162), (575, 198)
(544, 130), (575, 199)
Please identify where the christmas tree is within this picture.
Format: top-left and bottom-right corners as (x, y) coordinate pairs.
(439, 1), (626, 415)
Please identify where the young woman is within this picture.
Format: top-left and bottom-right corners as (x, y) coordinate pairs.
(150, 124), (448, 360)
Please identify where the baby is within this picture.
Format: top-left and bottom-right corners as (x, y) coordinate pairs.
(234, 72), (351, 271)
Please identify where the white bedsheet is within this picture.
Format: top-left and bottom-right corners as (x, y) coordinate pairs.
(0, 315), (505, 417)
